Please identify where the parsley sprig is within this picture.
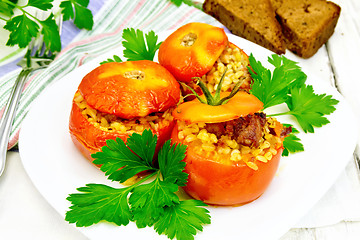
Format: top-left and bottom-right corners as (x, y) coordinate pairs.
(1, 0), (93, 53)
(100, 28), (162, 64)
(123, 28), (162, 61)
(60, 0), (93, 30)
(249, 54), (307, 110)
(169, 0), (203, 10)
(249, 54), (339, 155)
(282, 85), (339, 133)
(66, 129), (211, 240)
(281, 124), (304, 156)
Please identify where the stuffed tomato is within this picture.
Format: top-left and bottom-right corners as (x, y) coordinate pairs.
(69, 60), (180, 162)
(171, 90), (290, 206)
(158, 22), (252, 96)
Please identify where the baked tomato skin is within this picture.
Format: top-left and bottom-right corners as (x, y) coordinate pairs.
(171, 89), (282, 205)
(171, 124), (282, 205)
(180, 41), (252, 100)
(70, 60), (180, 162)
(172, 91), (263, 123)
(69, 101), (175, 162)
(78, 60), (180, 119)
(158, 22), (228, 83)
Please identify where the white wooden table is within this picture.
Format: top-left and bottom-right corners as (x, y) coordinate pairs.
(0, 0), (359, 239)
(282, 0), (360, 239)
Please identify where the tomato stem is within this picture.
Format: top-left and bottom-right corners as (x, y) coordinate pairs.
(180, 82), (206, 104)
(213, 68), (227, 103)
(268, 111), (292, 117)
(129, 171), (158, 188)
(197, 78), (215, 104)
(189, 68), (244, 106)
(217, 78), (245, 105)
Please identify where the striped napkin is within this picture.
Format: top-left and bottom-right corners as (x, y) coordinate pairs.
(0, 0), (220, 149)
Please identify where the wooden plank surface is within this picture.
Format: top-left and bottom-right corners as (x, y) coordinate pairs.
(282, 0), (360, 239)
(281, 221), (360, 240)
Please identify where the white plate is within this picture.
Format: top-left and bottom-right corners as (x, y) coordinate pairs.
(19, 32), (358, 240)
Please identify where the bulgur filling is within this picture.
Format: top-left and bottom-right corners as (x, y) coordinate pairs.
(73, 91), (174, 133)
(176, 116), (283, 170)
(181, 32), (197, 47)
(201, 43), (252, 93)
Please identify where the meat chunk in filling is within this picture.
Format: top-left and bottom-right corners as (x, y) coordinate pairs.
(205, 112), (267, 148)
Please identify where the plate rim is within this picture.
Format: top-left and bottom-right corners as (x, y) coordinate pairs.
(19, 31), (358, 240)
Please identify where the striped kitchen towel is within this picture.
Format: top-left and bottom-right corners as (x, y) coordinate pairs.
(0, 0), (221, 149)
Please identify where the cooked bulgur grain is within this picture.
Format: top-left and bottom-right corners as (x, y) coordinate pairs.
(201, 43), (252, 93)
(176, 115), (283, 170)
(74, 91), (173, 134)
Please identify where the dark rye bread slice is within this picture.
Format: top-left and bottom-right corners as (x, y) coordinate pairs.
(271, 0), (341, 58)
(203, 0), (286, 55)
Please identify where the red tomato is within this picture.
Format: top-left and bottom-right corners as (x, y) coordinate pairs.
(69, 101), (175, 162)
(158, 22), (228, 83)
(179, 42), (252, 100)
(171, 89), (285, 205)
(69, 60), (180, 162)
(172, 91), (263, 123)
(78, 60), (180, 119)
(171, 123), (282, 205)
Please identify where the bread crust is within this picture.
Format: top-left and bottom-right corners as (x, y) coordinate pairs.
(203, 0), (341, 58)
(272, 0), (341, 58)
(203, 0), (286, 55)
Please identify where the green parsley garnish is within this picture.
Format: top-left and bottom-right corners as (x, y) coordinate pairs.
(123, 28), (162, 61)
(100, 28), (162, 64)
(66, 129), (211, 240)
(60, 0), (93, 30)
(168, 0), (203, 10)
(249, 54), (306, 110)
(281, 124), (304, 156)
(283, 85), (339, 133)
(99, 55), (123, 65)
(0, 0), (18, 18)
(1, 0), (93, 52)
(249, 54), (339, 155)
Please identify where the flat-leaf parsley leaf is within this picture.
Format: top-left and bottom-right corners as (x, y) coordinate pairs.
(130, 178), (179, 228)
(66, 129), (210, 240)
(249, 53), (339, 153)
(168, 0), (203, 10)
(285, 85), (339, 133)
(60, 0), (94, 30)
(66, 184), (133, 227)
(154, 200), (211, 240)
(281, 124), (304, 156)
(99, 29), (162, 64)
(40, 13), (61, 52)
(4, 14), (40, 49)
(122, 28), (162, 61)
(249, 54), (306, 109)
(92, 136), (156, 183)
(99, 55), (123, 65)
(27, 0), (53, 11)
(1, 0), (93, 52)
